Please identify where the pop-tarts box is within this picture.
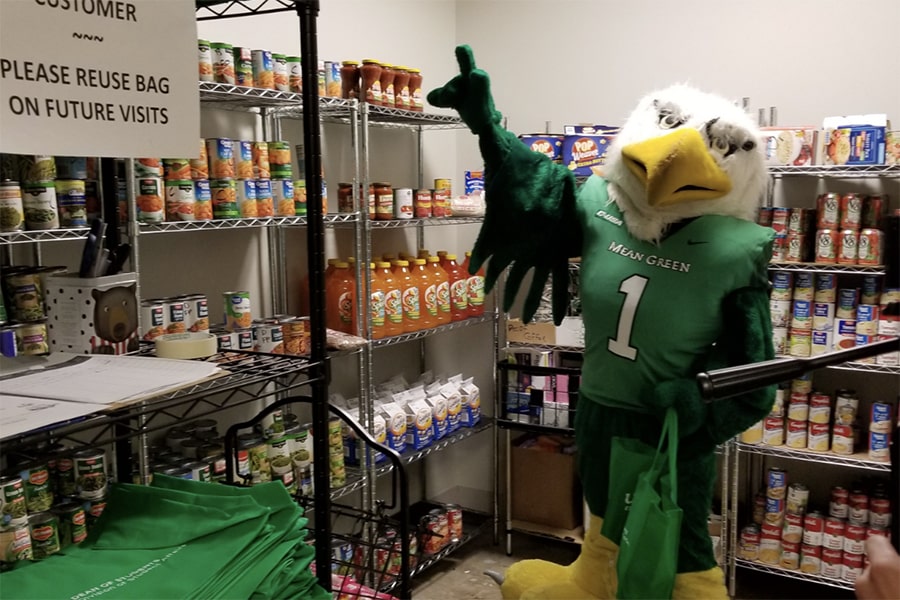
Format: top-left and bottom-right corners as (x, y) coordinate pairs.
(820, 114), (888, 165)
(519, 135), (563, 163)
(562, 134), (616, 176)
(563, 124), (619, 135)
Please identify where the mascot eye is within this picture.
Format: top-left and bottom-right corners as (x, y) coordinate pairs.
(659, 112), (684, 129)
(713, 138), (729, 153)
(742, 140), (756, 151)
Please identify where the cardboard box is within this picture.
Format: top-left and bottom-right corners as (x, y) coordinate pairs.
(886, 131), (900, 165)
(819, 114), (887, 165)
(511, 439), (581, 529)
(760, 127), (817, 166)
(518, 135), (564, 163)
(506, 317), (585, 348)
(562, 134), (616, 176)
(44, 272), (139, 354)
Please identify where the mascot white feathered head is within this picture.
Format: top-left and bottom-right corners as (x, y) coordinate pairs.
(603, 84), (766, 243)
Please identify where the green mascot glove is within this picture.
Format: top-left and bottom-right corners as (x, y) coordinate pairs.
(428, 45), (579, 324)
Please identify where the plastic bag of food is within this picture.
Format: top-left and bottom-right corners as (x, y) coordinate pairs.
(326, 328), (367, 351)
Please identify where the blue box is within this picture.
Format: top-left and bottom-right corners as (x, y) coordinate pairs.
(519, 135), (563, 163)
(821, 114), (888, 166)
(561, 134), (615, 176)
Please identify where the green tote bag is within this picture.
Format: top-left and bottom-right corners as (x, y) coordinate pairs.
(615, 408), (683, 599)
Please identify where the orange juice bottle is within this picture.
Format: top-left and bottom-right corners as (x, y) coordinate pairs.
(382, 253), (397, 264)
(463, 251), (486, 317)
(437, 250), (449, 267)
(429, 255), (451, 325)
(395, 260), (420, 333)
(302, 257), (339, 316)
(326, 261), (354, 333)
(443, 254), (468, 321)
(413, 258), (437, 329)
(369, 262), (386, 339)
(417, 248), (430, 259)
(378, 261), (404, 337)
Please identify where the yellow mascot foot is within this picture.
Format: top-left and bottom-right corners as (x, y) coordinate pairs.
(671, 566), (728, 600)
(501, 515), (618, 600)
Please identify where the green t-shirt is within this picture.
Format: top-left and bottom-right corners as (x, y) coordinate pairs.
(575, 177), (773, 412)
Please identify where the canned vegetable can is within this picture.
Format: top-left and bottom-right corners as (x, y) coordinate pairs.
(136, 177), (164, 223)
(55, 179), (87, 227)
(28, 512), (60, 559)
(165, 180), (196, 221)
(0, 476), (29, 530)
(211, 42), (234, 84)
(22, 182), (60, 230)
(211, 179), (238, 219)
(198, 39), (213, 82)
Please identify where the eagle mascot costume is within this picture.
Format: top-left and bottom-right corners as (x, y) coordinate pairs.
(428, 46), (776, 599)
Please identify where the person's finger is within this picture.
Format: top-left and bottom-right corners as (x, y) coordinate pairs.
(864, 534), (895, 565)
(455, 44), (476, 75)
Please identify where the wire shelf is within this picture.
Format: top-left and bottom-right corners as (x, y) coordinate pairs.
(371, 314), (495, 348)
(736, 558), (855, 591)
(768, 164), (900, 178)
(368, 217), (483, 229)
(496, 418), (574, 436)
(736, 442), (891, 472)
(195, 0), (295, 20)
(136, 213), (357, 234)
(0, 227), (90, 245)
(506, 342), (585, 353)
(768, 262), (886, 275)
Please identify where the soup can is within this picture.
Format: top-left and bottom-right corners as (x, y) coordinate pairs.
(869, 496), (891, 529)
(817, 193), (840, 229)
(191, 139), (209, 180)
(841, 551), (863, 582)
(814, 274), (837, 302)
(808, 422), (830, 451)
(210, 179), (238, 219)
(803, 512), (824, 546)
(848, 490), (869, 525)
(800, 544), (821, 574)
(781, 541), (800, 570)
(235, 179), (258, 218)
(770, 271), (792, 300)
(823, 517), (845, 549)
(762, 416), (784, 446)
(786, 483), (809, 515)
(140, 299), (165, 340)
(830, 487), (849, 519)
(255, 179), (274, 217)
(136, 177), (164, 223)
(869, 431), (890, 461)
(786, 419), (807, 449)
(56, 179), (88, 227)
(738, 524), (760, 560)
(843, 523), (865, 554)
(832, 424), (854, 455)
(821, 547), (843, 579)
(22, 182), (60, 230)
(165, 180), (196, 221)
(783, 511), (804, 543)
(809, 393), (831, 424)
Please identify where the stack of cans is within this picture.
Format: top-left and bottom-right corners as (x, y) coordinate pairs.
(139, 294), (210, 341)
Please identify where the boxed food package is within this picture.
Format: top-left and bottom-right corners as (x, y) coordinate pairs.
(759, 127), (818, 166)
(562, 134), (616, 176)
(519, 135), (563, 163)
(511, 434), (581, 529)
(886, 131), (900, 165)
(819, 114), (888, 166)
(44, 272), (139, 355)
(563, 125), (619, 135)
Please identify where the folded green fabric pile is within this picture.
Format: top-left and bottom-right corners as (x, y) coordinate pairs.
(3, 474), (330, 600)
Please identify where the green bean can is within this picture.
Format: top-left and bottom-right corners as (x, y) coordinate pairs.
(56, 455), (77, 497)
(53, 501), (87, 547)
(74, 449), (108, 501)
(0, 476), (28, 530)
(83, 496), (107, 528)
(248, 438), (271, 484)
(28, 512), (60, 559)
(18, 462), (53, 513)
(0, 525), (33, 562)
(22, 182), (60, 230)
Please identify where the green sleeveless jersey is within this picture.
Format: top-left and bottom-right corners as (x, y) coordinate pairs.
(575, 177), (773, 413)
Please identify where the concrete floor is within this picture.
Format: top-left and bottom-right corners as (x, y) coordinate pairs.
(409, 532), (855, 600)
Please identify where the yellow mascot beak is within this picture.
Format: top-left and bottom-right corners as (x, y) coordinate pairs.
(622, 128), (732, 207)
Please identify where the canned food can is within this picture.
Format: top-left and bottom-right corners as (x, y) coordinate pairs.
(789, 329), (811, 357)
(786, 419), (808, 449)
(837, 288), (859, 319)
(770, 300), (790, 327)
(267, 142), (292, 177)
(870, 402), (892, 433)
(868, 432), (890, 461)
(781, 541), (800, 570)
(18, 462), (52, 513)
(857, 228), (883, 265)
(235, 179), (258, 218)
(785, 233), (805, 262)
(198, 39), (213, 82)
(190, 140), (209, 180)
(812, 302), (835, 331)
(790, 375), (812, 394)
(12, 321), (49, 355)
(136, 177), (164, 223)
(28, 512), (60, 559)
(287, 56), (302, 93)
(770, 234), (787, 261)
(839, 193), (862, 230)
(757, 206), (774, 226)
(830, 487), (849, 519)
(758, 535), (781, 565)
(814, 274), (837, 302)
(772, 327), (788, 355)
(134, 158), (162, 177)
(791, 300), (812, 331)
(844, 523), (866, 554)
(393, 188), (413, 219)
(803, 512), (824, 545)
(211, 42), (235, 84)
(215, 330), (235, 350)
(765, 497), (785, 525)
(293, 180), (306, 215)
(74, 448), (107, 500)
(831, 424), (854, 455)
(0, 524), (33, 562)
(808, 393), (831, 423)
(831, 390), (858, 426)
(164, 298), (187, 334)
(251, 142), (270, 179)
(0, 477), (28, 530)
(869, 497), (891, 529)
(432, 188), (450, 218)
(862, 195), (885, 228)
(4, 270), (43, 322)
(837, 229), (859, 264)
(841, 551), (863, 582)
(191, 179), (212, 220)
(738, 524), (760, 560)
(51, 157), (83, 180)
(270, 179), (294, 217)
(444, 504), (463, 543)
(163, 158), (191, 181)
(763, 416), (784, 446)
(788, 394), (809, 421)
(787, 208), (809, 234)
(771, 207), (790, 234)
(849, 490), (869, 526)
(739, 419), (763, 445)
(22, 182), (60, 230)
(823, 517), (846, 549)
(770, 271), (793, 301)
(817, 193), (840, 229)
(56, 179), (88, 227)
(234, 47), (253, 87)
(252, 321), (284, 354)
(255, 179), (274, 217)
(753, 492), (767, 525)
(808, 422), (830, 451)
(206, 138), (235, 179)
(324, 60), (341, 97)
(0, 181), (27, 233)
(182, 294), (209, 332)
(815, 229), (839, 263)
(786, 483), (809, 516)
(822, 547), (843, 578)
(857, 305), (878, 335)
(783, 511), (804, 543)
(232, 140), (253, 180)
(224, 291), (252, 331)
(234, 328), (254, 350)
(53, 501), (87, 547)
(164, 180), (196, 221)
(800, 544), (821, 574)
(210, 179), (238, 219)
(252, 49), (274, 89)
(414, 189), (433, 218)
(771, 388), (786, 417)
(794, 272), (814, 299)
(273, 54), (288, 91)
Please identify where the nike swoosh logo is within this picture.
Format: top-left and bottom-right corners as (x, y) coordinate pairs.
(687, 240), (708, 245)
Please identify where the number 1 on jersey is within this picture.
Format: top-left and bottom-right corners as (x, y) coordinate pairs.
(608, 274), (648, 361)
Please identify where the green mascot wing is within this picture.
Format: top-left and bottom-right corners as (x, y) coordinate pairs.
(428, 45), (579, 325)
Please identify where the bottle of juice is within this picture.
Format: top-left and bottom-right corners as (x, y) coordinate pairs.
(369, 262), (386, 339)
(413, 258), (436, 329)
(428, 256), (451, 325)
(437, 250), (449, 267)
(326, 261), (354, 333)
(443, 254), (468, 321)
(462, 251), (485, 317)
(378, 261), (404, 337)
(301, 257), (339, 316)
(395, 260), (420, 333)
(417, 248), (431, 259)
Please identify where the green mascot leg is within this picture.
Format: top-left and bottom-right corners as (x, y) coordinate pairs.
(501, 514), (618, 600)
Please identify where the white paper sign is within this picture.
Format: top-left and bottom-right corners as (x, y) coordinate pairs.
(0, 0), (199, 158)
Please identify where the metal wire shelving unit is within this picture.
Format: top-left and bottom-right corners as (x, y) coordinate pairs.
(768, 164), (900, 178)
(768, 262), (886, 275)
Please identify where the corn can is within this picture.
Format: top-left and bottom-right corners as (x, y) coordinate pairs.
(255, 179), (274, 217)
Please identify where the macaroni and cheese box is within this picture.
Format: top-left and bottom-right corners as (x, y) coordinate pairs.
(819, 114), (888, 165)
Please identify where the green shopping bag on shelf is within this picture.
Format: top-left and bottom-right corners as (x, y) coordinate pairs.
(614, 408), (682, 599)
